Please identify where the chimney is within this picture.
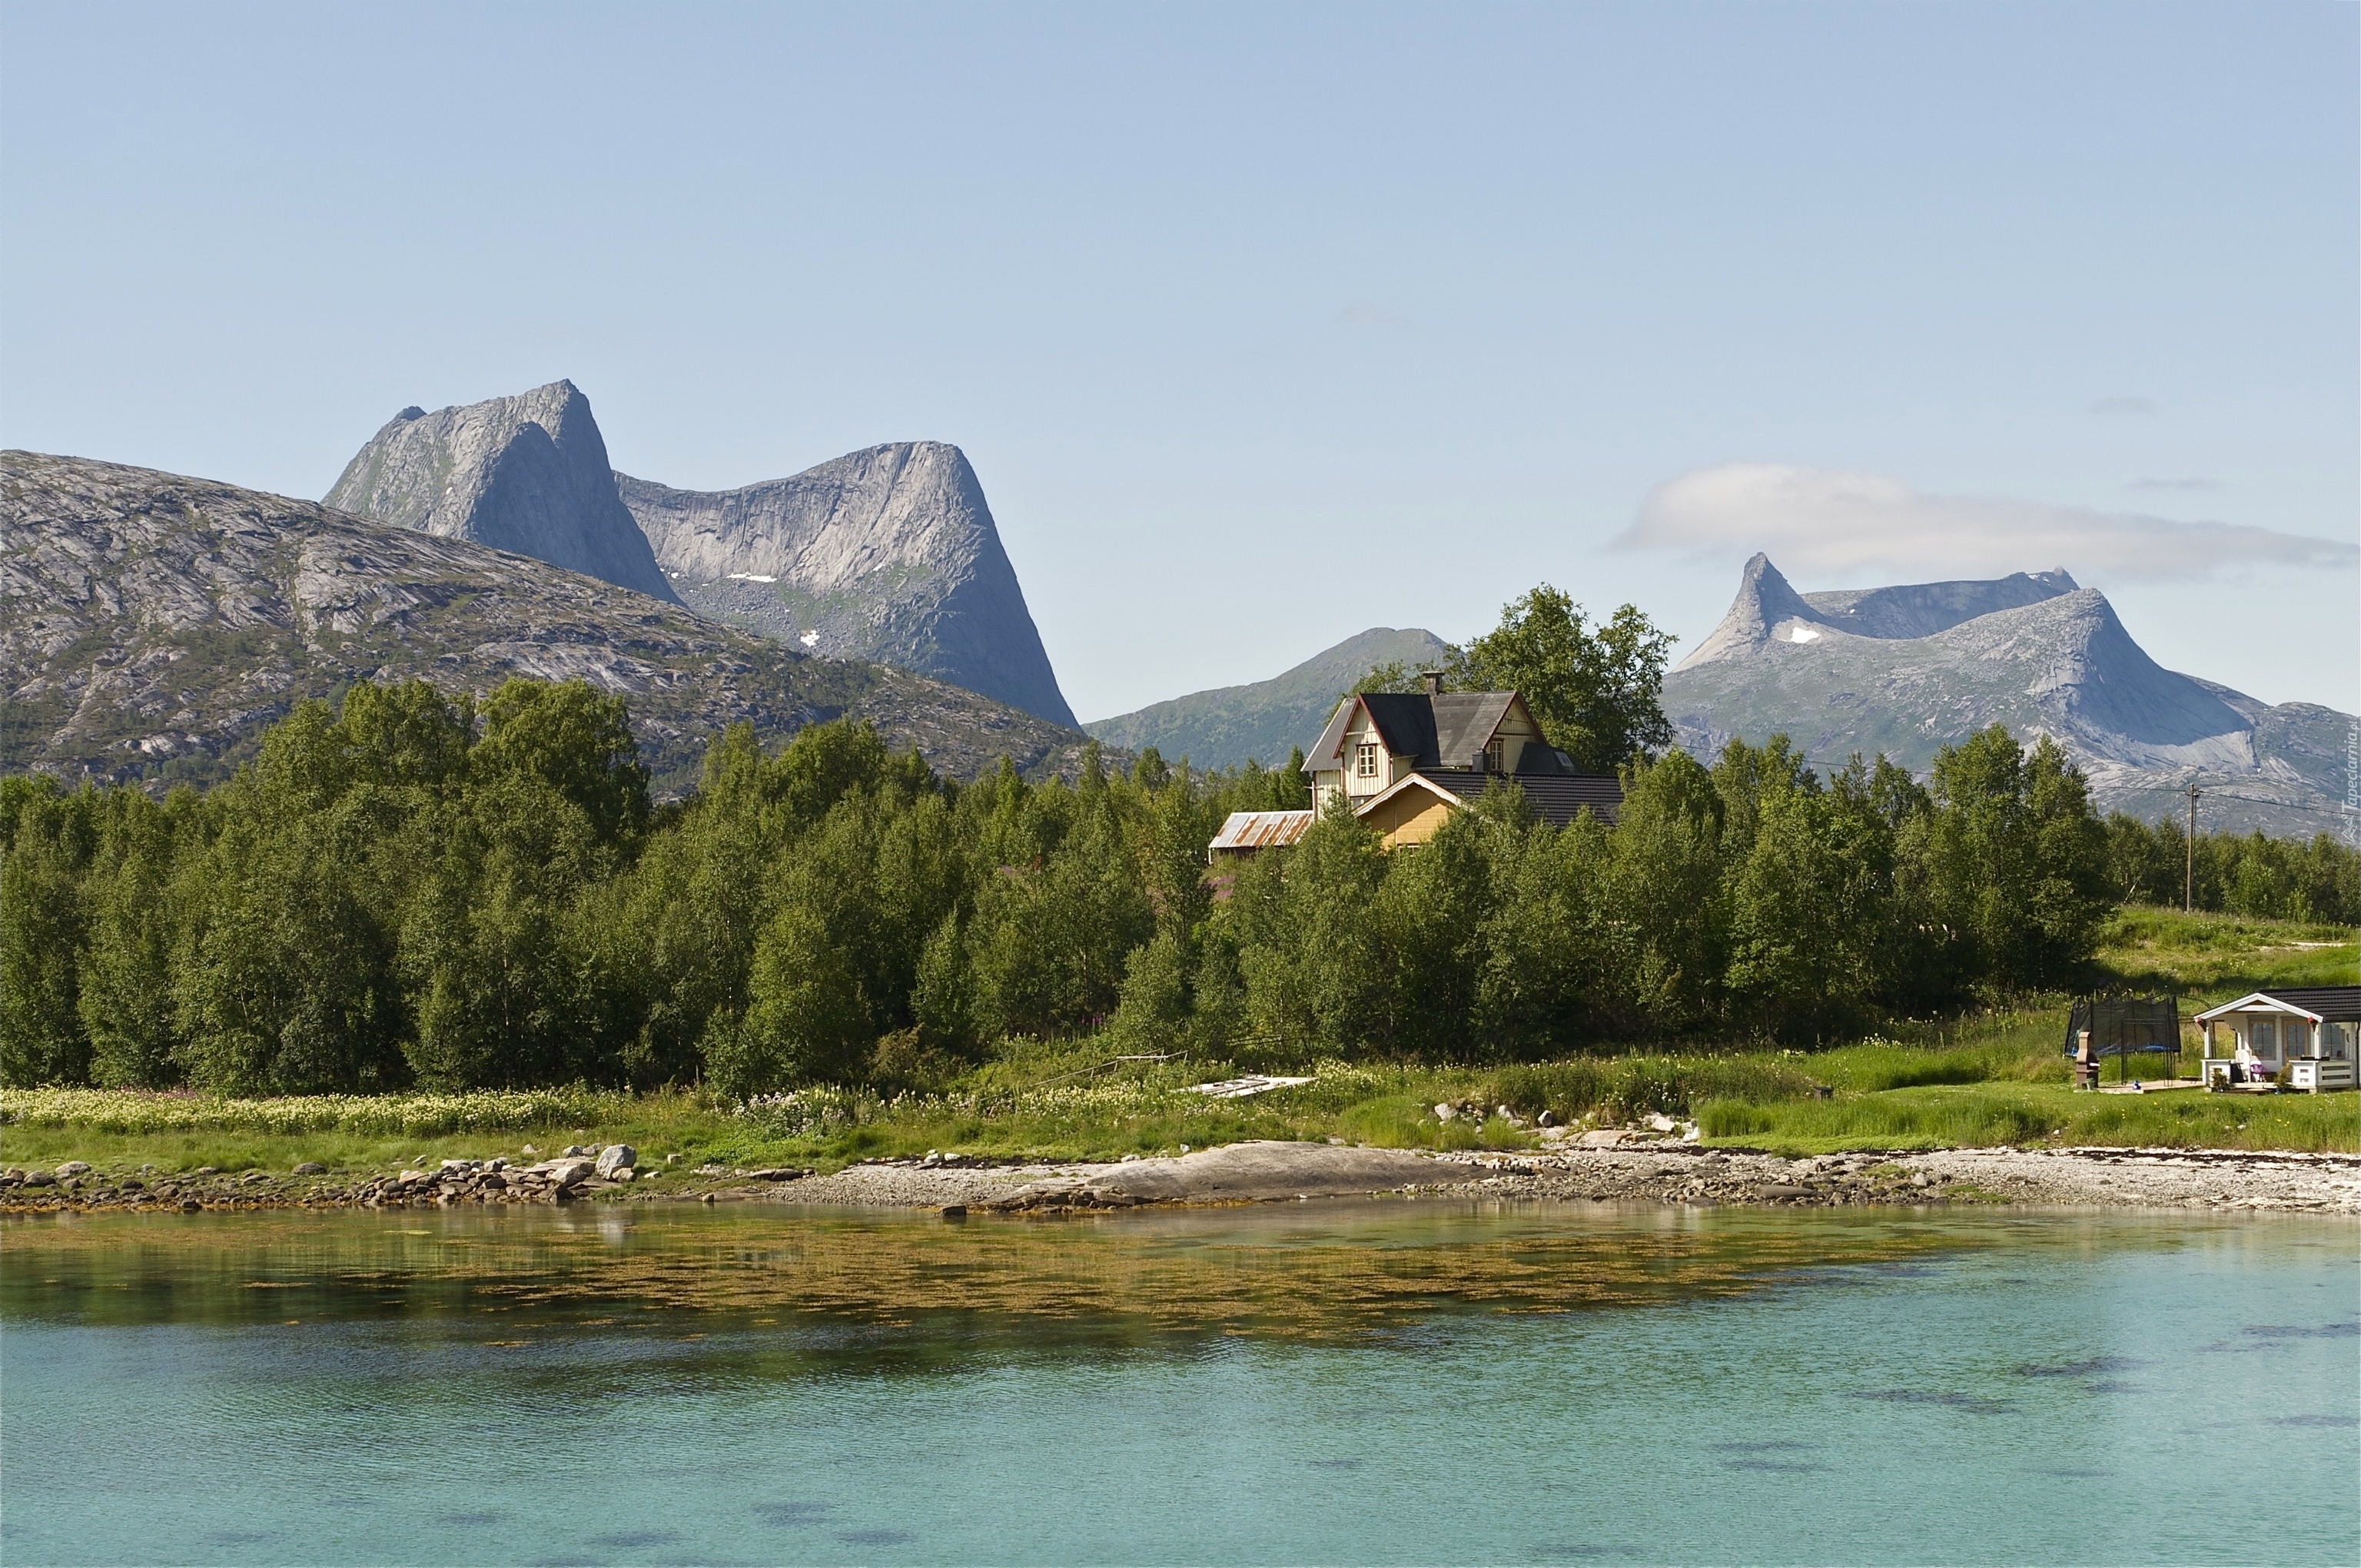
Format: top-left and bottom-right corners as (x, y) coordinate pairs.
(1471, 751), (1489, 774)
(1421, 670), (1443, 699)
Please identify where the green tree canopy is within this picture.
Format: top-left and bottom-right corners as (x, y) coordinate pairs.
(1447, 586), (1676, 773)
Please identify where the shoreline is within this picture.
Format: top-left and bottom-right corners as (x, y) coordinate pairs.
(4, 1139), (2354, 1218)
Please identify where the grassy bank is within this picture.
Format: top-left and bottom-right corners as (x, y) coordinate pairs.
(5, 908), (2353, 1178)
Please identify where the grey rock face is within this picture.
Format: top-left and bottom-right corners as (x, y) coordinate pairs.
(617, 443), (1074, 725)
(594, 1144), (636, 1178)
(1673, 552), (2080, 669)
(2, 450), (1107, 794)
(325, 380), (679, 604)
(1664, 555), (2357, 839)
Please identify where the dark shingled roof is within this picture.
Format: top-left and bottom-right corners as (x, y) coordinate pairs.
(1353, 693), (1440, 766)
(2250, 987), (2361, 1022)
(1348, 691), (1526, 771)
(1408, 769), (1622, 826)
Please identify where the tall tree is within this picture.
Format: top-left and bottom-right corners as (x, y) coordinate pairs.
(1449, 586), (1675, 772)
(0, 778), (96, 1085)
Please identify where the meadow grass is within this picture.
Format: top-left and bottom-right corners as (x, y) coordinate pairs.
(2095, 906), (2359, 998)
(1699, 1081), (2360, 1154)
(6, 909), (2350, 1177)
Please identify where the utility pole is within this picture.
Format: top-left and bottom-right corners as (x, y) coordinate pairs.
(2184, 781), (2201, 912)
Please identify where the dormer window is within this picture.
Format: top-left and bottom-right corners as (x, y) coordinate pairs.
(1355, 742), (1380, 779)
(1486, 738), (1504, 773)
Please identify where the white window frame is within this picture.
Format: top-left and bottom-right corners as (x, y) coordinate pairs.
(1354, 742), (1380, 779)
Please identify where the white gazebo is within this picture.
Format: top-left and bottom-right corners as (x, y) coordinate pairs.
(2193, 987), (2360, 1093)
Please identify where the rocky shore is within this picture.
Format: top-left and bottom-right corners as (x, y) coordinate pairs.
(2, 1139), (2354, 1218)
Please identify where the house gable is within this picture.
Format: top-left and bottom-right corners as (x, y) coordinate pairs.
(1307, 684), (1617, 829)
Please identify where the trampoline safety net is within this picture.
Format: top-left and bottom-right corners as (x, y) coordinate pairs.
(2064, 995), (2181, 1058)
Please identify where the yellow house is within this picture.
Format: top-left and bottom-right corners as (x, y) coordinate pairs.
(1300, 673), (1622, 849)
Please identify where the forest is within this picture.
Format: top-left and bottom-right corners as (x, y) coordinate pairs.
(6, 573), (2356, 1101)
(15, 661), (2353, 1098)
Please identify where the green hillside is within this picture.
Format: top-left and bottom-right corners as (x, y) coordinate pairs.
(1084, 626), (1451, 769)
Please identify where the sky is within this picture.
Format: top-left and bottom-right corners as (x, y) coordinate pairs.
(4, 1), (2356, 722)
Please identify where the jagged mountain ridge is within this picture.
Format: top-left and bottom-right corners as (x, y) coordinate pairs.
(324, 380), (677, 603)
(2, 451), (1102, 795)
(1084, 626), (1453, 770)
(1663, 553), (2355, 840)
(617, 442), (1075, 726)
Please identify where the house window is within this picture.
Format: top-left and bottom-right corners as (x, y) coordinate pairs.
(2285, 1020), (2311, 1056)
(1486, 738), (1504, 773)
(1354, 742), (1380, 779)
(2250, 1018), (2277, 1057)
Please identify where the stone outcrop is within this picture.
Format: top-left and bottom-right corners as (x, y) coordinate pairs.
(617, 442), (1075, 725)
(1, 450), (1107, 793)
(325, 380), (679, 603)
(1663, 554), (2356, 839)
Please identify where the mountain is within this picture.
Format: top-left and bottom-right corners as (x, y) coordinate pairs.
(616, 442), (1076, 726)
(1663, 553), (2356, 840)
(324, 380), (679, 603)
(1085, 626), (1454, 770)
(2, 451), (1101, 796)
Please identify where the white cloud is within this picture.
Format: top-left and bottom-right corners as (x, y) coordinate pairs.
(1619, 463), (2357, 583)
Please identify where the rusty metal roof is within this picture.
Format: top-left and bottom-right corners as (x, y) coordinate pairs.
(1209, 809), (1315, 852)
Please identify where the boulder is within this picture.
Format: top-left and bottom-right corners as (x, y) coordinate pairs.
(293, 1162), (327, 1175)
(594, 1144), (636, 1178)
(55, 1161), (91, 1177)
(1046, 1142), (1488, 1207)
(547, 1158), (596, 1188)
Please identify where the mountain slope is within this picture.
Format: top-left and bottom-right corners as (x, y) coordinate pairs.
(1663, 554), (2355, 839)
(3, 451), (1099, 795)
(617, 443), (1075, 725)
(324, 380), (679, 603)
(1085, 626), (1453, 769)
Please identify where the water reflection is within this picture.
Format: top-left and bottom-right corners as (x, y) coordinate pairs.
(2, 1201), (1988, 1355)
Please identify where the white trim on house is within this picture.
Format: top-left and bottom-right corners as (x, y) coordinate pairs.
(2194, 992), (2326, 1025)
(1351, 771), (1468, 820)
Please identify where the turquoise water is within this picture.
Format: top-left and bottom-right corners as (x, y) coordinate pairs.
(2, 1202), (2355, 1566)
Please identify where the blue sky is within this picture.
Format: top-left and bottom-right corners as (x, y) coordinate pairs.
(4, 1), (2354, 719)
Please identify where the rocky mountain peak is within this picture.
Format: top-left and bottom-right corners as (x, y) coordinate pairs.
(1673, 553), (1823, 669)
(4, 449), (1101, 794)
(617, 441), (1075, 726)
(1676, 554), (2087, 672)
(1800, 567), (2078, 640)
(324, 380), (677, 603)
(1659, 555), (2353, 838)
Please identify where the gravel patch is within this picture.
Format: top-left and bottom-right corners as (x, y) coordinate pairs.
(5, 1142), (2351, 1216)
